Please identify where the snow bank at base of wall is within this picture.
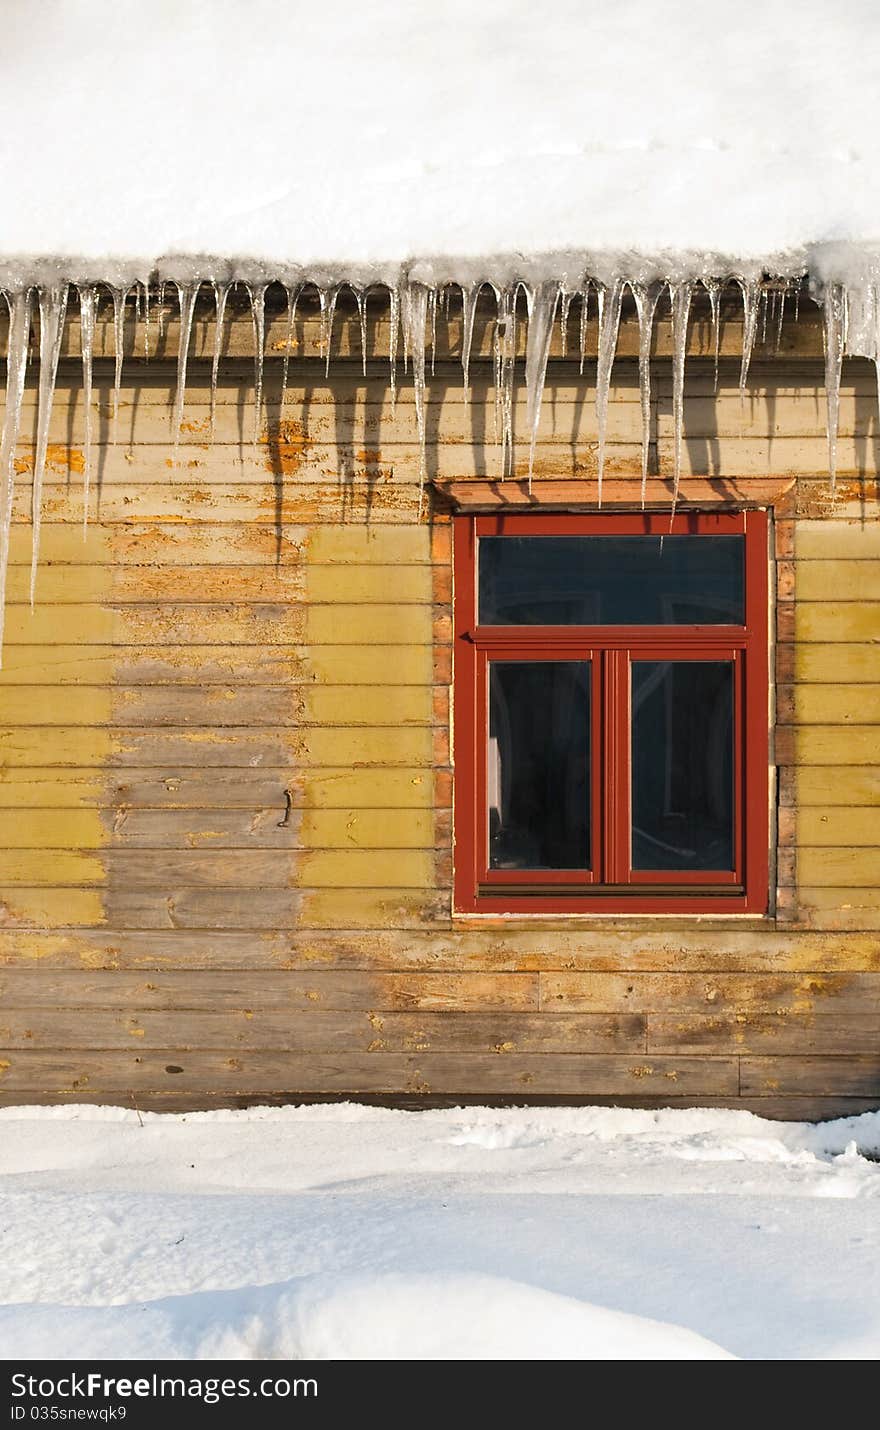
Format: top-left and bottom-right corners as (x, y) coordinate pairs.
(0, 1271), (734, 1361)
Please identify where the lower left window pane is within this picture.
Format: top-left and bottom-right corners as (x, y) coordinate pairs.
(488, 661), (591, 870)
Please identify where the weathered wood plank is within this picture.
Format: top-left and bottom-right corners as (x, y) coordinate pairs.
(776, 684), (880, 725)
(782, 888), (880, 930)
(7, 564), (443, 606)
(787, 561), (880, 601)
(785, 809), (880, 846)
(0, 969), (539, 1012)
(0, 848), (440, 890)
(789, 602), (880, 643)
(774, 726), (880, 766)
(740, 1056), (880, 1096)
(3, 807), (443, 851)
(0, 767), (450, 810)
(9, 482), (438, 523)
(4, 521), (448, 567)
(795, 848), (880, 887)
(0, 644), (447, 686)
(647, 1013), (880, 1055)
(783, 768), (880, 806)
(540, 971), (880, 1015)
(0, 1009), (646, 1054)
(0, 726), (438, 768)
(777, 644), (880, 684)
(0, 1049), (739, 1097)
(794, 519), (880, 559)
(1, 603), (442, 647)
(0, 685), (439, 729)
(1, 926), (878, 973)
(0, 886), (452, 931)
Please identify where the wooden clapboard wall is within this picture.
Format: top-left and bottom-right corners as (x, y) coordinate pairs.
(0, 290), (878, 1118)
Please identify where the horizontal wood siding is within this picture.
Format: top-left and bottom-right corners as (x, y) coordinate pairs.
(0, 325), (878, 1113)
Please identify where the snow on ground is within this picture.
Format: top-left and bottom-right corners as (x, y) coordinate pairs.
(2, 0), (880, 273)
(0, 1103), (878, 1360)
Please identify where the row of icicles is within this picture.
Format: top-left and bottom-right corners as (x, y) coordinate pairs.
(0, 272), (863, 656)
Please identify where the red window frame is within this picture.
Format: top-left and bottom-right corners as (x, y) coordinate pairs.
(452, 510), (769, 914)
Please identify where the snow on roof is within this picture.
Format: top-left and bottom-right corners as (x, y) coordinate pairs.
(1, 0), (879, 283)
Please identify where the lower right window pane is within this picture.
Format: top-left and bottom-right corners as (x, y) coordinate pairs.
(631, 661), (734, 872)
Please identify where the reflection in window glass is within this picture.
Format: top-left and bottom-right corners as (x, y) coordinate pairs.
(489, 662), (590, 870)
(631, 661), (734, 871)
(479, 536), (744, 625)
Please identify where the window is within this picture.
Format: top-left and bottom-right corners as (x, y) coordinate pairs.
(453, 511), (769, 914)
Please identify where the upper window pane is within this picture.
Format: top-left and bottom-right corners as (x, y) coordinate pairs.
(479, 536), (744, 625)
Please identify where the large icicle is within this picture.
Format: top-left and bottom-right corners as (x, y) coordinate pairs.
(209, 281), (230, 436)
(246, 282), (267, 449)
(172, 281), (200, 459)
(493, 284), (518, 479)
(737, 278), (761, 400)
(77, 285), (97, 535)
(30, 285), (69, 604)
(669, 279), (695, 510)
(279, 282), (302, 415)
(594, 279), (624, 505)
(460, 281), (482, 405)
(109, 285), (128, 442)
(632, 280), (664, 506)
(402, 281), (430, 509)
(354, 286), (368, 377)
(524, 279), (560, 490)
(319, 285), (341, 378)
(822, 282), (847, 494)
(388, 286), (400, 412)
(703, 277), (722, 391)
(0, 289), (33, 662)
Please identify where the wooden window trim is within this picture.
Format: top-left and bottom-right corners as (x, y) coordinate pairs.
(452, 510), (770, 915)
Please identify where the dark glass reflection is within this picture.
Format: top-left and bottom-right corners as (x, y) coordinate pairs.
(489, 662), (590, 870)
(632, 661), (734, 871)
(479, 536), (744, 625)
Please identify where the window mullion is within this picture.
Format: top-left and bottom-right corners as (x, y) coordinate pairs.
(602, 648), (630, 884)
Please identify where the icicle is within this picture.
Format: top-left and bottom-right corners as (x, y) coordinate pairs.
(109, 285), (128, 442)
(77, 285), (97, 536)
(775, 287), (786, 352)
(157, 281), (168, 338)
(402, 282), (429, 511)
(319, 285), (340, 378)
(703, 278), (722, 392)
(388, 286), (400, 412)
(143, 282), (150, 360)
(209, 281), (230, 437)
(172, 281), (199, 461)
(354, 287), (368, 377)
(493, 285), (518, 479)
(737, 278), (761, 401)
(524, 280), (560, 490)
(429, 287), (438, 377)
(822, 282), (847, 494)
(246, 282), (267, 449)
(30, 284), (69, 604)
(279, 283), (301, 416)
(669, 279), (695, 513)
(0, 288), (33, 662)
(460, 282), (481, 406)
(760, 288), (769, 344)
(632, 280), (664, 507)
(558, 289), (573, 359)
(594, 279), (624, 505)
(579, 283), (591, 375)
